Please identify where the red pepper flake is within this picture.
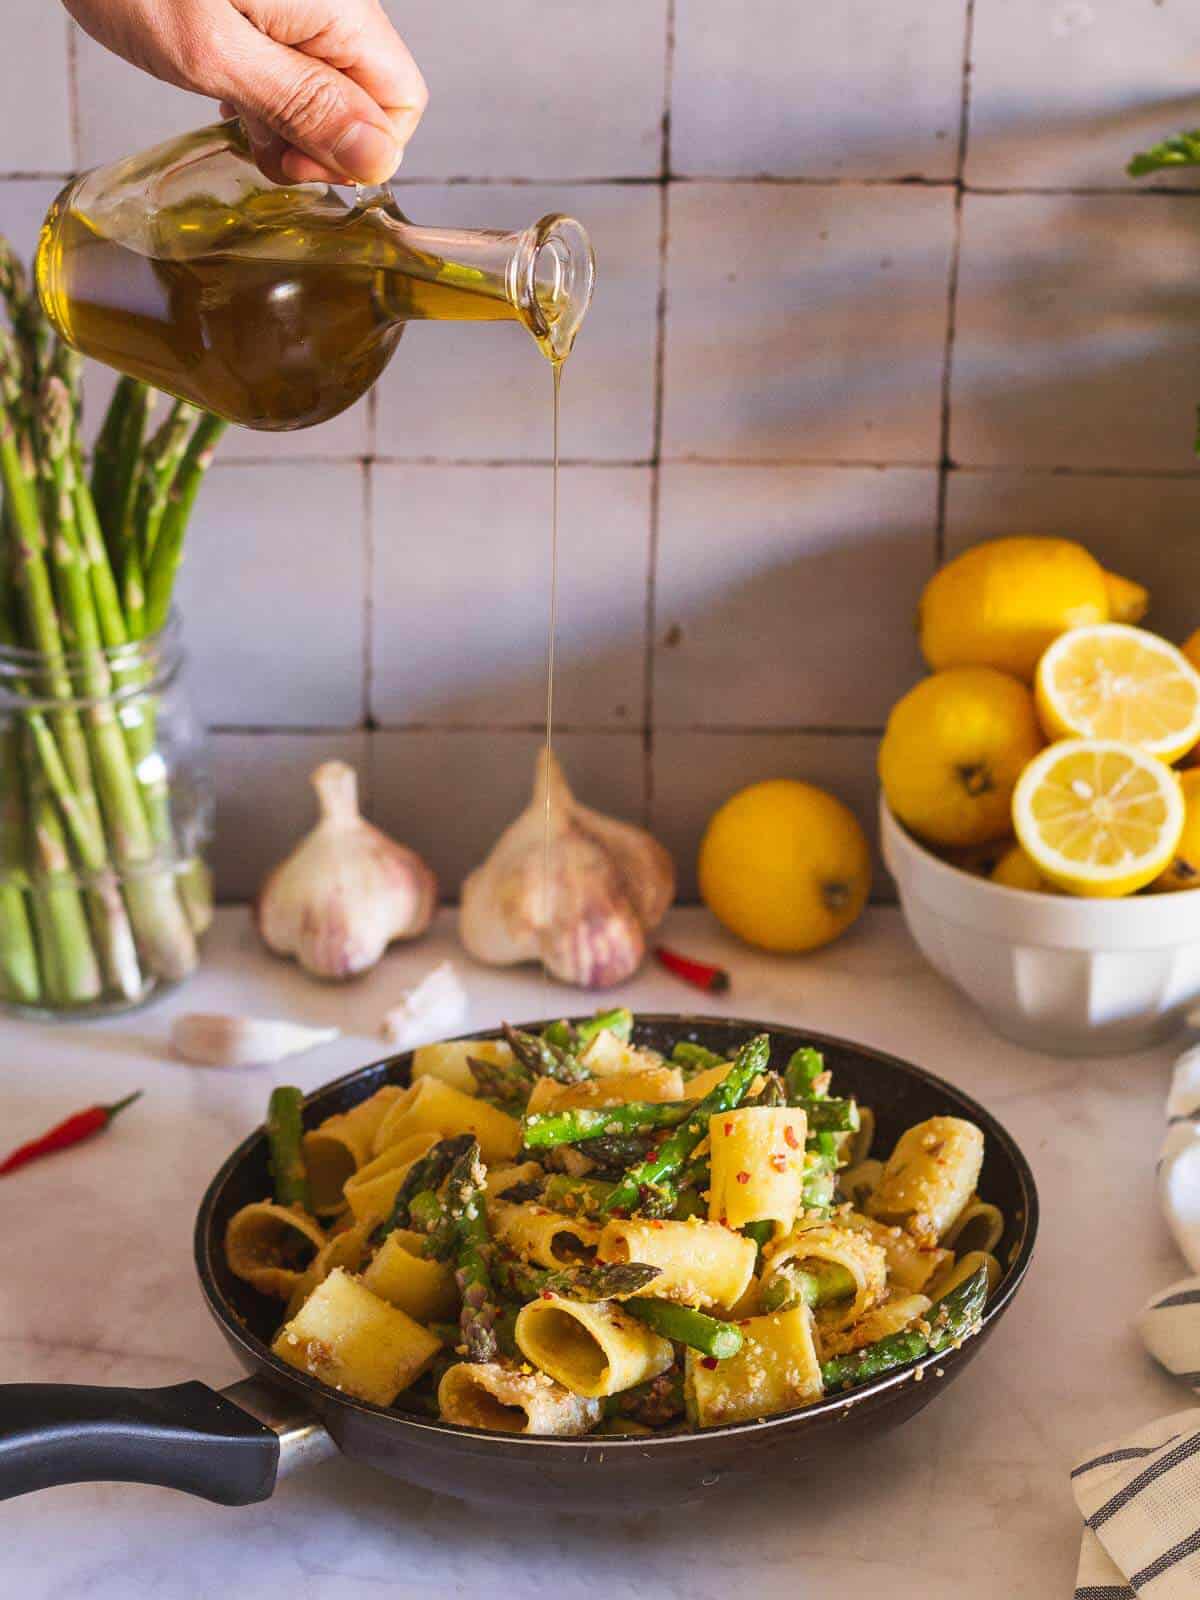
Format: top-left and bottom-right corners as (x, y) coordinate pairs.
(655, 945), (731, 994)
(770, 1154), (788, 1172)
(723, 1121), (733, 1137)
(540, 1290), (554, 1300)
(700, 1356), (719, 1370)
(736, 1170), (751, 1185)
(0, 1090), (143, 1177)
(783, 1126), (800, 1150)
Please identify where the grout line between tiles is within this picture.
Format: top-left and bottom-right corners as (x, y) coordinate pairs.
(641, 0), (676, 831)
(1, 169), (1198, 197)
(207, 454), (1200, 478)
(361, 460), (374, 739)
(210, 722), (885, 737)
(934, 0), (976, 566)
(64, 19), (82, 173)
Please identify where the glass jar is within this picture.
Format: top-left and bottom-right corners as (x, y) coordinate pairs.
(0, 614), (212, 1018)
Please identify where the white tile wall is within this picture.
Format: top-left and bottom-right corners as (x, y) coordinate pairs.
(1, 2), (73, 173)
(967, 0), (1200, 192)
(952, 192), (1200, 469)
(662, 184), (956, 463)
(371, 465), (650, 727)
(2, 8), (1199, 902)
(655, 466), (935, 727)
(175, 463), (367, 728)
(672, 0), (967, 180)
(381, 0), (668, 180)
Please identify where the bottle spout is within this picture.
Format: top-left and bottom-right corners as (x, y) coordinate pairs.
(509, 214), (595, 364)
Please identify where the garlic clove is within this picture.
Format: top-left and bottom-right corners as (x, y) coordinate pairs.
(171, 1013), (339, 1068)
(255, 761), (437, 980)
(381, 960), (469, 1049)
(458, 748), (675, 989)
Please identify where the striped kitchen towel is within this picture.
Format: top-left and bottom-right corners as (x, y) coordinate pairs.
(1071, 1042), (1200, 1597)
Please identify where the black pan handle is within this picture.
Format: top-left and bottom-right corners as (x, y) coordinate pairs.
(0, 1375), (332, 1504)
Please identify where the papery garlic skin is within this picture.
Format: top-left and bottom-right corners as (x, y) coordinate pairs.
(459, 749), (675, 989)
(381, 961), (468, 1049)
(256, 762), (437, 980)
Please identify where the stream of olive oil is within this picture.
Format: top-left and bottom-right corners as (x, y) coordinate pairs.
(542, 364), (562, 996)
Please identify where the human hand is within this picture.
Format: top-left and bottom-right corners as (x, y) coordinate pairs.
(62, 0), (427, 185)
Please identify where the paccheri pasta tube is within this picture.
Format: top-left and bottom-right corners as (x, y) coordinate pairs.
(412, 1038), (516, 1097)
(941, 1196), (1005, 1257)
(818, 1293), (933, 1358)
(927, 1249), (1001, 1303)
(362, 1231), (459, 1322)
(579, 1031), (664, 1078)
(843, 1212), (951, 1292)
(438, 1362), (602, 1435)
(373, 1076), (522, 1165)
(598, 1218), (756, 1310)
(488, 1198), (601, 1268)
(685, 1305), (823, 1427)
(514, 1293), (675, 1398)
(272, 1267), (441, 1406)
(285, 1221), (372, 1318)
(708, 1106), (807, 1231)
(763, 1223), (888, 1333)
(225, 1201), (326, 1300)
(301, 1086), (407, 1215)
(302, 1115), (369, 1216)
(526, 1064), (685, 1115)
(682, 1061), (765, 1101)
(866, 1116), (984, 1247)
(344, 1132), (440, 1226)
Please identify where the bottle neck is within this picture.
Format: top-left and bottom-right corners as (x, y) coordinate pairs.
(367, 193), (594, 363)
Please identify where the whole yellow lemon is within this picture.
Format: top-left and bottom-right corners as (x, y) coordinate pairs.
(698, 780), (870, 953)
(879, 667), (1044, 848)
(1152, 769), (1200, 892)
(990, 843), (1055, 894)
(918, 537), (1147, 681)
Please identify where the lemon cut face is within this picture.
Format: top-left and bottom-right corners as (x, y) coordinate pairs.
(1035, 623), (1200, 763)
(1013, 738), (1185, 898)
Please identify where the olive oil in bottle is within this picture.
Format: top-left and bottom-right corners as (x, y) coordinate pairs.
(36, 122), (593, 431)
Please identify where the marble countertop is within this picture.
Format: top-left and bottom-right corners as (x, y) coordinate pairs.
(0, 905), (1188, 1599)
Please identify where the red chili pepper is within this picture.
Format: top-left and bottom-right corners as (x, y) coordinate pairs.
(654, 945), (731, 994)
(0, 1090), (143, 1177)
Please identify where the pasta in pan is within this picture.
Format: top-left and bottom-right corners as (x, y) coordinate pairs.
(225, 1013), (1002, 1434)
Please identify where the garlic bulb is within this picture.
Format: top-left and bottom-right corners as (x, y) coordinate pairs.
(256, 761), (436, 979)
(459, 748), (675, 988)
(171, 1013), (339, 1068)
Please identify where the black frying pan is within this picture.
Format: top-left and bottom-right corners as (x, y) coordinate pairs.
(0, 1017), (1038, 1513)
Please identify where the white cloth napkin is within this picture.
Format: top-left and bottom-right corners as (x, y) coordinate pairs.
(1072, 1043), (1200, 1597)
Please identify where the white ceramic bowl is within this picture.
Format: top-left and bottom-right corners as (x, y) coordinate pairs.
(880, 797), (1200, 1055)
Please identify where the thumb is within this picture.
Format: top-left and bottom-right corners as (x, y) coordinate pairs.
(219, 27), (401, 184)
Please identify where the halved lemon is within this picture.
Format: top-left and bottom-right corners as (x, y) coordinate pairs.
(1012, 739), (1185, 897)
(1035, 623), (1200, 763)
